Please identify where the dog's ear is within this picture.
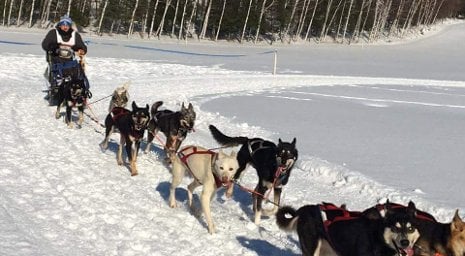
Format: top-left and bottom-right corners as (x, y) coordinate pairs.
(181, 102), (186, 110)
(230, 150), (237, 158)
(278, 138), (282, 144)
(291, 138), (296, 146)
(188, 103), (194, 110)
(132, 101), (137, 110)
(452, 210), (464, 231)
(407, 201), (417, 217)
(217, 149), (225, 158)
(145, 104), (149, 111)
(122, 82), (130, 90)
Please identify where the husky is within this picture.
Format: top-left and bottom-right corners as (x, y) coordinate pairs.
(55, 78), (87, 128)
(413, 209), (465, 256)
(276, 201), (420, 256)
(169, 145), (239, 234)
(108, 83), (130, 112)
(144, 101), (196, 162)
(100, 101), (150, 176)
(208, 124), (298, 224)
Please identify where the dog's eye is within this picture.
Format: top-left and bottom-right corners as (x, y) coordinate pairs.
(219, 167), (224, 170)
(407, 226), (415, 233)
(229, 168), (234, 172)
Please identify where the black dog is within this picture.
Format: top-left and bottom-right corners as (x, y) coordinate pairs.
(276, 201), (420, 256)
(144, 101), (196, 162)
(55, 78), (87, 128)
(208, 124), (298, 224)
(100, 101), (150, 176)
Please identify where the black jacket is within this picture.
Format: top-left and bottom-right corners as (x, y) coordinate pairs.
(41, 26), (87, 54)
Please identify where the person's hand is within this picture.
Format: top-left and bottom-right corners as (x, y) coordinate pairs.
(77, 49), (86, 56)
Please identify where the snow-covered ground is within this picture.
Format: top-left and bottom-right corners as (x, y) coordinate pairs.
(0, 20), (464, 255)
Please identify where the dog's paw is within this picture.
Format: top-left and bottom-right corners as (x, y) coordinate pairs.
(67, 122), (74, 129)
(131, 171), (138, 176)
(55, 111), (61, 119)
(117, 160), (124, 165)
(169, 201), (177, 208)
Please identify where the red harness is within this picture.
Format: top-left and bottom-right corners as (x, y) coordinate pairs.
(110, 107), (144, 140)
(319, 203), (362, 230)
(177, 146), (226, 188)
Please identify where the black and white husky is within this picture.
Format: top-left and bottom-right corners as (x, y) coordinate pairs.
(209, 124), (298, 224)
(276, 201), (420, 256)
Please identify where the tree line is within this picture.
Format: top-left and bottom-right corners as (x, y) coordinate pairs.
(2, 0), (465, 44)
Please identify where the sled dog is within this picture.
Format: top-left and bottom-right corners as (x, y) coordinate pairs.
(100, 101), (150, 176)
(108, 83), (130, 112)
(145, 101), (196, 162)
(414, 209), (465, 256)
(55, 78), (87, 128)
(209, 124), (298, 224)
(276, 201), (420, 256)
(169, 145), (239, 234)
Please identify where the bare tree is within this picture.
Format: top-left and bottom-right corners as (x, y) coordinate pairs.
(215, 0), (226, 41)
(178, 0), (189, 39)
(432, 0), (446, 24)
(28, 0), (36, 27)
(143, 0), (152, 37)
(304, 0), (320, 41)
(7, 0), (15, 26)
(171, 0), (180, 36)
(156, 0), (172, 37)
(97, 0), (109, 35)
(128, 0), (140, 37)
(148, 0), (160, 38)
(185, 0), (198, 41)
(41, 0), (53, 27)
(2, 0), (8, 26)
(350, 0), (367, 43)
(67, 0), (73, 15)
(200, 0), (213, 39)
(319, 0), (334, 41)
(254, 0), (267, 44)
(240, 0), (253, 43)
(296, 0), (314, 40)
(336, 0), (347, 42)
(17, 0), (24, 26)
(285, 0), (299, 39)
(388, 0), (405, 36)
(342, 0), (354, 42)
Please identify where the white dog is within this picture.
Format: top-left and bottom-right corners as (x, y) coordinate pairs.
(108, 82), (130, 112)
(169, 145), (239, 234)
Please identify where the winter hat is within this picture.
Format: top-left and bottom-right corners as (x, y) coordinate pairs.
(58, 15), (72, 26)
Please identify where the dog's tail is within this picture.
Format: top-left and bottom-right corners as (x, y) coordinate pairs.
(209, 125), (248, 147)
(151, 101), (163, 117)
(276, 206), (299, 231)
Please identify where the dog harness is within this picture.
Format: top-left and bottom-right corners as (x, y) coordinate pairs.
(177, 146), (227, 188)
(320, 203), (362, 228)
(110, 107), (130, 122)
(110, 107), (145, 141)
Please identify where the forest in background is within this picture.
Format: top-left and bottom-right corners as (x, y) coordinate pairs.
(2, 0), (465, 44)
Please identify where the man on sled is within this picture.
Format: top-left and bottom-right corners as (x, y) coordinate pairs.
(42, 14), (90, 106)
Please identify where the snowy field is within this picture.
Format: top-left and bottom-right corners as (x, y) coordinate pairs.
(0, 20), (464, 255)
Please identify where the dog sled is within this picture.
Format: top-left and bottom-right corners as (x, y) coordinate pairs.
(44, 49), (90, 106)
